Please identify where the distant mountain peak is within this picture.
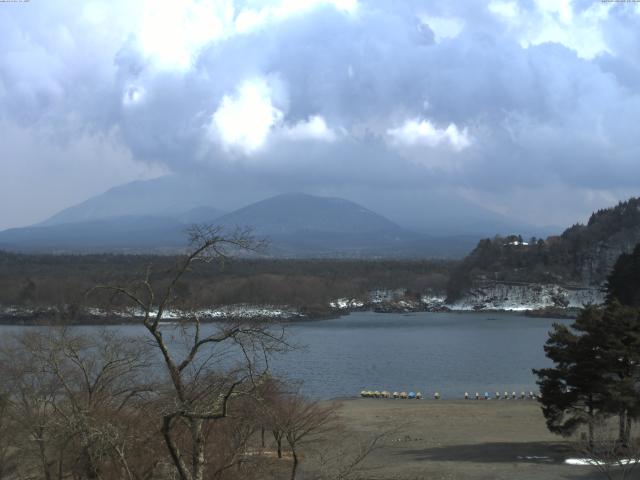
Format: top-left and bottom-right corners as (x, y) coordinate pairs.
(215, 193), (403, 235)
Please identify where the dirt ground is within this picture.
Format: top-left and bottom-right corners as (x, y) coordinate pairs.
(312, 399), (609, 480)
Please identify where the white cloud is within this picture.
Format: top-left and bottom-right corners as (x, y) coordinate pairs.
(387, 118), (471, 152)
(137, 0), (235, 71)
(419, 15), (465, 43)
(236, 0), (358, 34)
(488, 1), (519, 20)
(209, 77), (284, 155)
(488, 0), (613, 59)
(208, 78), (339, 155)
(281, 115), (337, 142)
(132, 0), (359, 71)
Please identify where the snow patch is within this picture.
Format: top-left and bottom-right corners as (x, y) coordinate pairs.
(330, 298), (365, 309)
(451, 283), (605, 311)
(0, 304), (302, 322)
(565, 458), (639, 466)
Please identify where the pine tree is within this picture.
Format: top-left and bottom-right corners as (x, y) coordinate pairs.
(534, 306), (608, 445)
(591, 301), (640, 445)
(606, 243), (640, 307)
(535, 245), (640, 446)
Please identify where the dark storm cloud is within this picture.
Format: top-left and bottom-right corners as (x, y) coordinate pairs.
(1, 0), (640, 229)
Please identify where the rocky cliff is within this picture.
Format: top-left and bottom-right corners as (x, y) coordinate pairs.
(449, 282), (605, 311)
(576, 227), (640, 285)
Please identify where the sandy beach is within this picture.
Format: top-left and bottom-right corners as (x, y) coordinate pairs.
(319, 399), (604, 480)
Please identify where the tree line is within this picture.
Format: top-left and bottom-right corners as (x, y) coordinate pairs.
(0, 249), (452, 319)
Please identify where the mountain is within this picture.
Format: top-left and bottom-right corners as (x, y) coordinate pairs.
(6, 170), (545, 257)
(0, 216), (188, 252)
(355, 189), (559, 238)
(0, 193), (478, 257)
(214, 193), (475, 257)
(216, 193), (402, 236)
(175, 206), (225, 224)
(36, 173), (540, 236)
(446, 197), (640, 298)
(39, 175), (227, 226)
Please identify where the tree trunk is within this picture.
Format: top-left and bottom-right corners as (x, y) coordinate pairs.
(192, 419), (205, 480)
(272, 431), (283, 458)
(79, 442), (101, 480)
(162, 415), (192, 480)
(261, 426), (265, 448)
(36, 433), (52, 480)
(624, 412), (632, 448)
(588, 402), (594, 448)
(619, 410), (629, 446)
(290, 447), (298, 480)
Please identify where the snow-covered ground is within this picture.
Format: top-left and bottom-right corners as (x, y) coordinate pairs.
(449, 283), (605, 311)
(329, 283), (605, 313)
(565, 458), (638, 466)
(369, 289), (407, 303)
(329, 298), (365, 309)
(0, 304), (303, 322)
(0, 281), (607, 323)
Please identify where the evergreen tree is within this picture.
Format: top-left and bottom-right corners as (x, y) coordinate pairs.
(606, 243), (640, 307)
(534, 306), (608, 445)
(535, 244), (640, 446)
(591, 301), (640, 445)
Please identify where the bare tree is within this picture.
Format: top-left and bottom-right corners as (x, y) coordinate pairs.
(0, 391), (17, 480)
(574, 418), (640, 480)
(0, 327), (158, 480)
(88, 225), (288, 480)
(264, 392), (335, 480)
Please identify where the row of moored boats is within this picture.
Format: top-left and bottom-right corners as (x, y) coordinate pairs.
(360, 390), (541, 400)
(360, 390), (425, 399)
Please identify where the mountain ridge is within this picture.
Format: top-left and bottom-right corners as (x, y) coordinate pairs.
(0, 193), (478, 257)
(34, 174), (542, 237)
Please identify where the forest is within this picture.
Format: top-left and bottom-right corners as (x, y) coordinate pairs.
(0, 249), (453, 318)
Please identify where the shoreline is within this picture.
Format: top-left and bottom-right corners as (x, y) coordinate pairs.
(0, 305), (577, 326)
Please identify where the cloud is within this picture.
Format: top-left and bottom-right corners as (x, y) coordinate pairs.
(387, 118), (471, 152)
(418, 15), (464, 43)
(1, 0), (640, 229)
(207, 77), (338, 155)
(132, 0), (360, 71)
(209, 77), (284, 154)
(280, 115), (338, 142)
(137, 0), (233, 71)
(235, 0), (358, 34)
(488, 0), (614, 59)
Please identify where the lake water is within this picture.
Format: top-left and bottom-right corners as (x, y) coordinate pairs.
(0, 311), (568, 400)
(272, 311), (567, 399)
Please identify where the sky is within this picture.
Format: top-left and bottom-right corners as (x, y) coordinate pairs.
(1, 0), (640, 230)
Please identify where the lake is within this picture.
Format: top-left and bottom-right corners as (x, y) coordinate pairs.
(272, 311), (567, 399)
(0, 311), (568, 399)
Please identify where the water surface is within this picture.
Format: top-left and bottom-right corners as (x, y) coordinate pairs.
(271, 311), (567, 399)
(0, 311), (567, 399)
